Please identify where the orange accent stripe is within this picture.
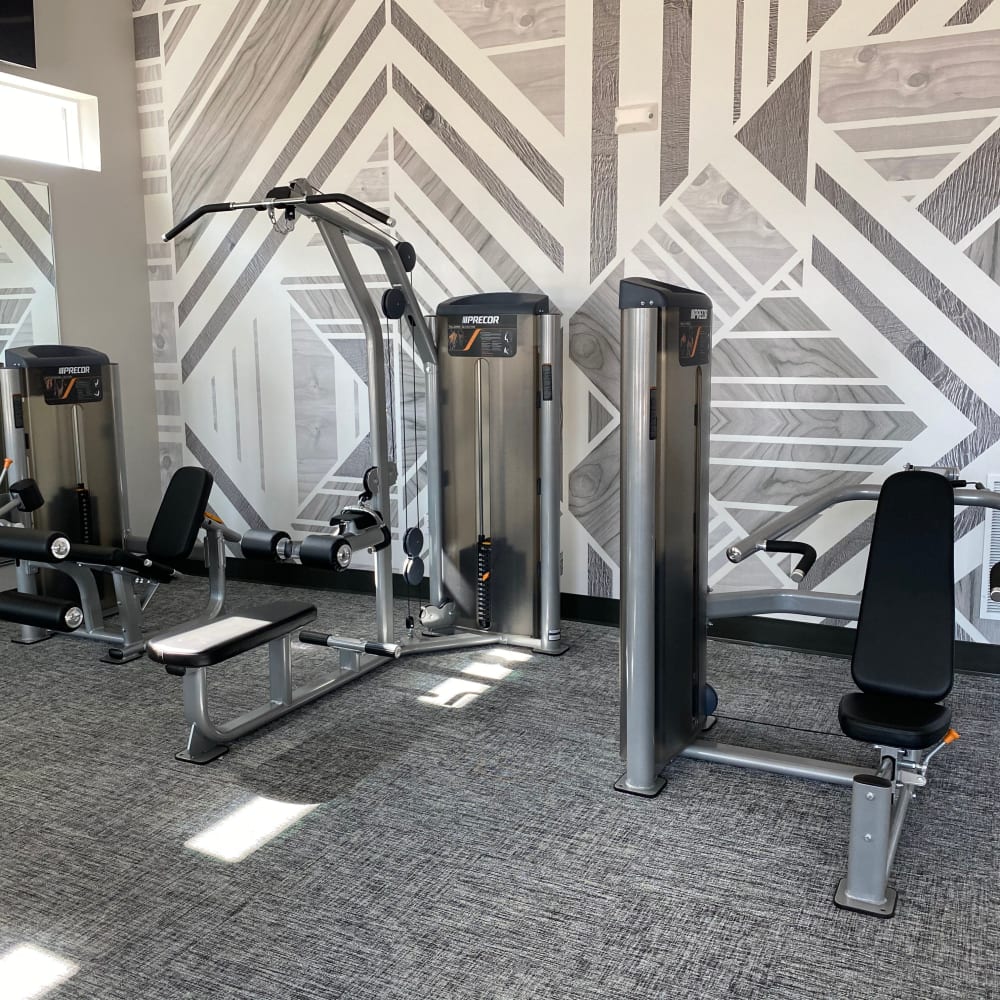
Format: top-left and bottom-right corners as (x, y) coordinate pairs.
(204, 511), (223, 524)
(482, 571), (491, 581)
(689, 325), (702, 359)
(60, 377), (77, 400)
(462, 327), (482, 352)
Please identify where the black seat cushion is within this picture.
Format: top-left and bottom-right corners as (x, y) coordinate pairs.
(838, 692), (951, 750)
(147, 600), (316, 669)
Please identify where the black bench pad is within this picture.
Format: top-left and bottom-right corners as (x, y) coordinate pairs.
(838, 692), (951, 750)
(147, 600), (317, 668)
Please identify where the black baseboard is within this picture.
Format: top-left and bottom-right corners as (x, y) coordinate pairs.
(183, 559), (1000, 675)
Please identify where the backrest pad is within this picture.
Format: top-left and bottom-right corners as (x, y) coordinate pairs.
(145, 467), (214, 565)
(851, 470), (955, 701)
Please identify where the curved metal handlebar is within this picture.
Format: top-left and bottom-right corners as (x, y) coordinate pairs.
(727, 484), (1000, 564)
(163, 191), (395, 242)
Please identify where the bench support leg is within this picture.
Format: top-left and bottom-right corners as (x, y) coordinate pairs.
(268, 634), (293, 706)
(835, 773), (897, 917)
(176, 670), (229, 764)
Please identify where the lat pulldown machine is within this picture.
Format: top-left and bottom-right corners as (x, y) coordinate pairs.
(149, 180), (565, 762)
(615, 276), (1000, 916)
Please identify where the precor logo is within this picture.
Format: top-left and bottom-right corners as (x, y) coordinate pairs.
(690, 308), (709, 320)
(462, 315), (500, 324)
(57, 366), (91, 375)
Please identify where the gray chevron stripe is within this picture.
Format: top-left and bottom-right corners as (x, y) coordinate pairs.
(712, 383), (902, 404)
(393, 68), (564, 269)
(767, 0), (779, 84)
(0, 203), (54, 284)
(587, 545), (613, 598)
(164, 4), (198, 64)
(568, 263), (622, 409)
(393, 132), (536, 293)
(7, 180), (50, 232)
(712, 440), (900, 465)
(816, 166), (1000, 364)
(807, 0), (841, 39)
(712, 465), (868, 507)
(649, 224), (739, 315)
(837, 117), (992, 152)
(918, 128), (1000, 244)
(965, 217), (1000, 284)
(591, 0), (619, 281)
(171, 0), (353, 268)
(664, 207), (754, 298)
(390, 2), (563, 204)
(661, 1), (693, 203)
(733, 0), (745, 122)
(169, 0), (260, 143)
(713, 337), (875, 378)
(395, 194), (483, 293)
(812, 239), (1000, 468)
(568, 429), (620, 562)
(185, 425), (266, 528)
(0, 298), (30, 325)
(180, 72), (386, 380)
(947, 0), (995, 25)
(870, 0), (918, 35)
(176, 7), (386, 327)
(732, 295), (827, 331)
(710, 406), (925, 440)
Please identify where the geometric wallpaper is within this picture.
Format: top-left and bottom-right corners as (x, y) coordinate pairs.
(133, 0), (1000, 641)
(0, 177), (54, 354)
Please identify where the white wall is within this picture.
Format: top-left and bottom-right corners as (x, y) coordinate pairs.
(0, 0), (160, 531)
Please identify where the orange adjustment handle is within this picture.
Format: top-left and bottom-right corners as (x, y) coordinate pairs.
(204, 511), (224, 524)
(943, 729), (960, 744)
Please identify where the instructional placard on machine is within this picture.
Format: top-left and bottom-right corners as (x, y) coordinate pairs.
(446, 314), (518, 358)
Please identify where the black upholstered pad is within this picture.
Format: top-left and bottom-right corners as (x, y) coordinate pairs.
(838, 692), (951, 750)
(851, 470), (955, 702)
(147, 601), (316, 668)
(146, 467), (214, 565)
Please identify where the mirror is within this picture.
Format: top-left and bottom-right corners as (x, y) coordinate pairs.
(0, 175), (58, 352)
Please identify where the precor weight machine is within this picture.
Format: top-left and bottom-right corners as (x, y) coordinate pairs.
(149, 179), (565, 762)
(615, 276), (1000, 916)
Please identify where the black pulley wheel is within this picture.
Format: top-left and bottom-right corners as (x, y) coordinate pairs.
(381, 287), (407, 320)
(9, 479), (44, 512)
(402, 556), (424, 587)
(402, 526), (424, 558)
(396, 241), (417, 272)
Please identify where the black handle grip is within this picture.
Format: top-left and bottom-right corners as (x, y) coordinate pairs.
(764, 540), (817, 582)
(990, 562), (1000, 603)
(163, 201), (237, 242)
(0, 589), (81, 631)
(9, 478), (44, 512)
(299, 630), (331, 646)
(302, 192), (393, 226)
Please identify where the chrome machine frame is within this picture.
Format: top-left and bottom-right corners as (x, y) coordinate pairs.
(161, 179), (565, 751)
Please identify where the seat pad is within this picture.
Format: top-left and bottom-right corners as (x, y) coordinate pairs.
(147, 600), (317, 668)
(838, 691), (951, 750)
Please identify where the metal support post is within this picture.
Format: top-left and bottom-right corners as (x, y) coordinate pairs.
(538, 313), (564, 653)
(616, 307), (664, 797)
(834, 773), (897, 917)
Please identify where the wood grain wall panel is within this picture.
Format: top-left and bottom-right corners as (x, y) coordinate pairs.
(433, 0), (565, 48)
(816, 166), (1000, 364)
(394, 134), (536, 293)
(711, 440), (901, 465)
(866, 152), (955, 181)
(965, 218), (1000, 284)
(807, 0), (841, 40)
(664, 209), (755, 299)
(711, 383), (902, 405)
(818, 30), (1000, 124)
(679, 166), (795, 283)
(177, 6), (386, 324)
(732, 296), (827, 331)
(568, 430), (620, 562)
(870, 0), (918, 36)
(713, 337), (876, 378)
(660, 1), (693, 204)
(918, 128), (1000, 242)
(590, 0), (618, 280)
(393, 68), (564, 268)
(391, 2), (563, 201)
(836, 117), (992, 152)
(490, 46), (565, 132)
(710, 407), (925, 440)
(947, 0), (996, 26)
(710, 465), (869, 506)
(767, 0), (779, 84)
(568, 264), (623, 408)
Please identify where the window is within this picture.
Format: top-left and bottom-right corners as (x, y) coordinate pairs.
(0, 71), (99, 170)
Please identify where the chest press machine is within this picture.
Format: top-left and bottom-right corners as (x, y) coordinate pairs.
(149, 179), (565, 763)
(615, 276), (1000, 917)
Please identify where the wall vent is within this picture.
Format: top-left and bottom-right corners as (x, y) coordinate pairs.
(981, 475), (1000, 621)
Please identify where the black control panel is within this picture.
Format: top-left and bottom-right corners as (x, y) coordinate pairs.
(446, 314), (518, 358)
(42, 372), (103, 405)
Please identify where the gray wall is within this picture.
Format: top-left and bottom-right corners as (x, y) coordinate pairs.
(0, 0), (160, 531)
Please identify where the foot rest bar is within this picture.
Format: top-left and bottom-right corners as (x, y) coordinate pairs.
(299, 631), (401, 658)
(0, 589), (83, 631)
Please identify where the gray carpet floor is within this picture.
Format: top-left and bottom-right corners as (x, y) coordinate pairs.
(0, 576), (997, 999)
